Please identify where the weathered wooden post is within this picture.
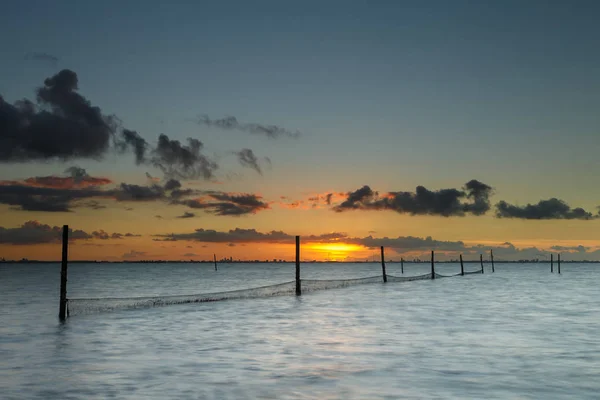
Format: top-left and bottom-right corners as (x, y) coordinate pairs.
(558, 253), (561, 274)
(401, 257), (404, 274)
(380, 246), (387, 283)
(431, 250), (435, 279)
(480, 254), (484, 273)
(460, 254), (464, 276)
(490, 249), (495, 273)
(213, 254), (217, 271)
(551, 254), (554, 273)
(295, 236), (301, 295)
(59, 225), (69, 321)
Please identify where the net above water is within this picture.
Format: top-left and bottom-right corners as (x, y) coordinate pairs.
(68, 281), (296, 316)
(67, 268), (484, 317)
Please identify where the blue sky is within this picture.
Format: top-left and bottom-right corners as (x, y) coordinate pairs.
(1, 1), (600, 260)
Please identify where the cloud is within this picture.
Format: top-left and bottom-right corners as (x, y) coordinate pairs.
(177, 212), (196, 219)
(183, 253), (197, 257)
(198, 115), (301, 139)
(92, 231), (139, 240)
(0, 69), (120, 162)
(24, 52), (59, 65)
(235, 148), (263, 175)
(116, 129), (148, 165)
(177, 192), (269, 216)
(550, 245), (589, 252)
(122, 250), (147, 259)
(150, 134), (218, 180)
(0, 176), (196, 212)
(332, 180), (493, 216)
(15, 167), (112, 189)
(495, 198), (595, 220)
(0, 221), (98, 245)
(155, 228), (347, 244)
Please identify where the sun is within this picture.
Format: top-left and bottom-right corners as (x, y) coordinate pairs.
(305, 242), (365, 261)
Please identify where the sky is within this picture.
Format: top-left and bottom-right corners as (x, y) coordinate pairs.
(1, 0), (600, 262)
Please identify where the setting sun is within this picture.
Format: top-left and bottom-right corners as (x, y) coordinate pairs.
(305, 243), (366, 261)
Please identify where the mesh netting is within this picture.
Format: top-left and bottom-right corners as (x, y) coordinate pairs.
(67, 267), (484, 317)
(301, 275), (383, 292)
(67, 281), (295, 316)
(464, 269), (484, 275)
(386, 272), (433, 282)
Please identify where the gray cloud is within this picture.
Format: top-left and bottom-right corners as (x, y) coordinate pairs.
(235, 148), (263, 175)
(177, 192), (269, 216)
(333, 180), (493, 217)
(177, 212), (196, 219)
(150, 134), (218, 180)
(0, 220), (104, 245)
(24, 52), (59, 65)
(0, 70), (120, 162)
(198, 115), (301, 139)
(116, 129), (148, 165)
(495, 198), (595, 220)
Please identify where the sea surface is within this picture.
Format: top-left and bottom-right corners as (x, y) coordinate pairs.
(1, 261), (599, 399)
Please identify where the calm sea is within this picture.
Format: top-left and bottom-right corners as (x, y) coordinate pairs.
(1, 262), (599, 399)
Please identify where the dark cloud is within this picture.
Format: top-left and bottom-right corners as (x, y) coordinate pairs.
(0, 69), (119, 162)
(24, 52), (59, 65)
(227, 243), (236, 247)
(495, 198), (595, 220)
(178, 192), (269, 216)
(550, 245), (589, 252)
(116, 129), (148, 165)
(177, 212), (196, 219)
(0, 221), (94, 245)
(150, 134), (218, 180)
(183, 253), (197, 257)
(346, 235), (466, 251)
(15, 167), (112, 189)
(163, 179), (182, 191)
(92, 231), (139, 240)
(114, 183), (165, 202)
(332, 180), (493, 217)
(198, 115), (301, 139)
(235, 148), (262, 175)
(155, 228), (350, 244)
(122, 250), (147, 259)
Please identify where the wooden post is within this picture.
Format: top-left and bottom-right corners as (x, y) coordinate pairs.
(380, 246), (387, 282)
(401, 258), (404, 274)
(490, 249), (495, 273)
(213, 254), (217, 271)
(551, 254), (553, 273)
(59, 225), (69, 321)
(558, 253), (561, 274)
(431, 250), (435, 279)
(295, 236), (301, 295)
(460, 254), (464, 276)
(480, 254), (484, 273)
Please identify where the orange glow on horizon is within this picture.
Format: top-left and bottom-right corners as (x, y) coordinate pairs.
(304, 242), (366, 261)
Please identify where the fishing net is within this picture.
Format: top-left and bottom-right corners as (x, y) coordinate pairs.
(301, 275), (383, 292)
(67, 281), (295, 316)
(67, 267), (484, 317)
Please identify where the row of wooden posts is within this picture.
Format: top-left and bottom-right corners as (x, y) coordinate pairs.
(58, 228), (563, 321)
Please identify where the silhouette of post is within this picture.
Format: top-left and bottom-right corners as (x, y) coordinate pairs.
(460, 254), (464, 276)
(558, 254), (561, 274)
(551, 254), (554, 273)
(295, 236), (301, 295)
(431, 250), (435, 280)
(59, 225), (69, 321)
(213, 254), (217, 271)
(380, 246), (387, 283)
(401, 258), (404, 274)
(490, 249), (495, 273)
(480, 254), (484, 273)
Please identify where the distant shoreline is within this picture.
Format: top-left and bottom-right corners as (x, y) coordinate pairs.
(1, 260), (598, 264)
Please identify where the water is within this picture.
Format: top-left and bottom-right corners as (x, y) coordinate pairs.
(1, 262), (599, 399)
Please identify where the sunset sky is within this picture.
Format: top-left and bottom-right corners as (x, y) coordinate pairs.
(1, 1), (600, 262)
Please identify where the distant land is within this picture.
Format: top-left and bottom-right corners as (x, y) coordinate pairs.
(1, 259), (598, 264)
